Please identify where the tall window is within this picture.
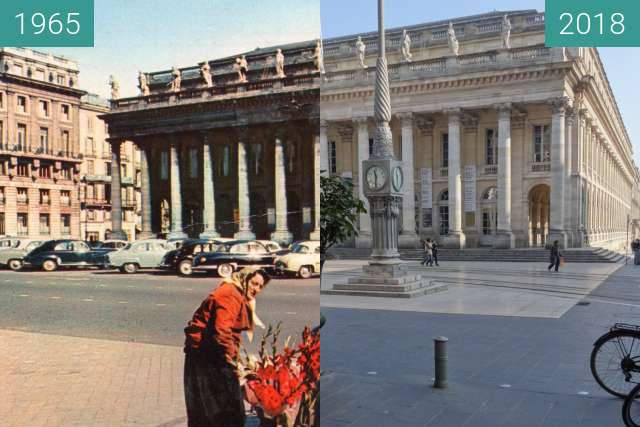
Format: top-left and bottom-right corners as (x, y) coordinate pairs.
(17, 163), (29, 177)
(61, 131), (70, 154)
(39, 128), (49, 152)
(0, 213), (4, 235)
(160, 151), (168, 180)
(39, 165), (52, 178)
(61, 214), (71, 235)
(86, 137), (95, 156)
(222, 146), (230, 177)
(0, 187), (5, 203)
(441, 133), (449, 168)
(0, 92), (4, 109)
(61, 104), (70, 121)
(533, 125), (551, 163)
(39, 100), (49, 117)
(368, 138), (374, 156)
(106, 162), (111, 177)
(0, 120), (3, 144)
(61, 167), (71, 180)
(17, 213), (28, 236)
(17, 96), (27, 113)
(485, 129), (498, 165)
(329, 141), (337, 174)
(17, 124), (27, 150)
(286, 141), (296, 174)
(87, 160), (94, 175)
(189, 148), (198, 178)
(39, 214), (50, 235)
(251, 143), (262, 175)
(60, 190), (71, 206)
(439, 190), (449, 235)
(40, 189), (50, 205)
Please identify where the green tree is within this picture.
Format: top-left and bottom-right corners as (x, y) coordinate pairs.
(320, 175), (366, 263)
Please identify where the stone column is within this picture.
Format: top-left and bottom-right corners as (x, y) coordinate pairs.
(398, 113), (419, 248)
(444, 109), (465, 248)
(310, 130), (321, 241)
(547, 98), (568, 248)
(354, 117), (371, 248)
(320, 120), (329, 176)
(494, 104), (515, 248)
(234, 126), (255, 240)
(168, 139), (187, 239)
(200, 133), (219, 238)
(109, 139), (127, 240)
(138, 144), (154, 239)
(271, 129), (293, 245)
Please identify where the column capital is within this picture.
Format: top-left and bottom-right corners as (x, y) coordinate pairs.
(337, 123), (353, 143)
(445, 108), (462, 124)
(415, 116), (435, 135)
(565, 107), (576, 125)
(494, 102), (512, 114)
(396, 112), (414, 127)
(550, 96), (571, 114)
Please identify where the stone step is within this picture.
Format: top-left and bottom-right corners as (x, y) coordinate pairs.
(322, 281), (449, 299)
(333, 280), (426, 293)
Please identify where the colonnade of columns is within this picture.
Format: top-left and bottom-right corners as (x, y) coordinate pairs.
(108, 125), (321, 244)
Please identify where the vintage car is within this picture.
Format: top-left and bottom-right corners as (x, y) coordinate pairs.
(0, 239), (45, 271)
(274, 240), (320, 279)
(23, 239), (109, 271)
(160, 238), (227, 276)
(191, 240), (278, 278)
(108, 239), (169, 273)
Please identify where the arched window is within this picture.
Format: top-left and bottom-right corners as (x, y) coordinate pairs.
(438, 190), (449, 235)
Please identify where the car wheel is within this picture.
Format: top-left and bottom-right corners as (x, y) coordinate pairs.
(298, 265), (313, 279)
(8, 259), (23, 271)
(179, 260), (193, 276)
(123, 263), (139, 274)
(218, 263), (234, 278)
(42, 260), (58, 272)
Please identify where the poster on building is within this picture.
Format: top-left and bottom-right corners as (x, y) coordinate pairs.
(420, 168), (432, 209)
(464, 165), (476, 212)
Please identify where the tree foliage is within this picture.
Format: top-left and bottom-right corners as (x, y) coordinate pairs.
(320, 175), (366, 254)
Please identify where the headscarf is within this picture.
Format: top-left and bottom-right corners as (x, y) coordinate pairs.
(226, 266), (271, 342)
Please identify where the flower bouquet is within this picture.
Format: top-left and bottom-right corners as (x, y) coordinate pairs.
(240, 323), (320, 427)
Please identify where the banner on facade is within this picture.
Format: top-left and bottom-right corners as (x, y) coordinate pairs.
(464, 165), (476, 212)
(420, 168), (432, 209)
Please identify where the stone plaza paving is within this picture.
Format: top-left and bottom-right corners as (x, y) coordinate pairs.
(321, 260), (640, 426)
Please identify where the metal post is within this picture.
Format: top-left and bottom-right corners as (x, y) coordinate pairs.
(434, 336), (448, 388)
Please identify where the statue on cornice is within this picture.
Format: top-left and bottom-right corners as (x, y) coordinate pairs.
(108, 75), (120, 99)
(313, 39), (325, 74)
(275, 49), (286, 78)
(138, 71), (150, 96)
(355, 36), (367, 69)
(401, 29), (412, 62)
(200, 61), (213, 87)
(447, 22), (459, 56)
(170, 67), (182, 92)
(502, 15), (512, 49)
(235, 56), (249, 83)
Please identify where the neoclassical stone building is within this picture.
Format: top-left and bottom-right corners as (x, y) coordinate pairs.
(320, 10), (640, 249)
(103, 42), (320, 243)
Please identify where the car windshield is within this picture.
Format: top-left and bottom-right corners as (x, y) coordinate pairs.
(291, 244), (310, 254)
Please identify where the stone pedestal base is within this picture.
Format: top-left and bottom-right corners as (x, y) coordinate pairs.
(168, 230), (188, 240)
(493, 231), (515, 249)
(138, 231), (156, 240)
(442, 232), (466, 249)
(355, 233), (372, 249)
(398, 232), (420, 249)
(110, 230), (127, 240)
(323, 261), (449, 298)
(199, 230), (221, 239)
(546, 230), (568, 248)
(270, 230), (293, 246)
(309, 230), (320, 241)
(234, 230), (256, 240)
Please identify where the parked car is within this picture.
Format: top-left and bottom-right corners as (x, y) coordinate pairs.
(108, 239), (169, 273)
(0, 239), (45, 271)
(160, 239), (227, 276)
(274, 241), (320, 279)
(192, 240), (278, 278)
(23, 240), (110, 271)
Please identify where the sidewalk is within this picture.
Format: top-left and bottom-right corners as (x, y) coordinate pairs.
(0, 330), (260, 427)
(320, 262), (639, 426)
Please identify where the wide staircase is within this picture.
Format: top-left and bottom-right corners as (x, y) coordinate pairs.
(328, 247), (625, 263)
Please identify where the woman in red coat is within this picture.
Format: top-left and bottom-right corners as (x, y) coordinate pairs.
(183, 266), (271, 427)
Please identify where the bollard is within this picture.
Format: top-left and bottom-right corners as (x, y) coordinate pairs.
(433, 336), (448, 389)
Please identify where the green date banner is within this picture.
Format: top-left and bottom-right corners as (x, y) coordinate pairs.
(0, 0), (94, 47)
(546, 0), (640, 46)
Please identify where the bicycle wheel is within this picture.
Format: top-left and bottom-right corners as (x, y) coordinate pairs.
(622, 383), (640, 426)
(591, 331), (640, 398)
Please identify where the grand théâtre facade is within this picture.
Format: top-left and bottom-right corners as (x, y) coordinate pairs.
(320, 9), (640, 249)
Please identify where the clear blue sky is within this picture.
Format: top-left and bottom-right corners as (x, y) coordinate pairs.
(42, 0), (320, 98)
(322, 0), (640, 167)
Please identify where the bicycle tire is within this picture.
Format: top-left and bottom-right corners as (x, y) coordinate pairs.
(622, 383), (640, 426)
(591, 330), (640, 398)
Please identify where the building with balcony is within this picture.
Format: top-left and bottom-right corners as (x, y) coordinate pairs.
(79, 94), (141, 242)
(0, 48), (84, 238)
(320, 10), (640, 250)
(102, 42), (320, 243)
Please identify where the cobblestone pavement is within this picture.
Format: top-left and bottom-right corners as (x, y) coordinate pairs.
(321, 261), (640, 426)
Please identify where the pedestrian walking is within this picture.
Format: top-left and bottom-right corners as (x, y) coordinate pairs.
(632, 239), (640, 265)
(183, 267), (271, 427)
(432, 240), (440, 266)
(548, 240), (561, 272)
(421, 238), (434, 266)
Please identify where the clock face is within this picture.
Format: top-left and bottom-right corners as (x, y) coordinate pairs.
(392, 166), (403, 192)
(366, 166), (387, 191)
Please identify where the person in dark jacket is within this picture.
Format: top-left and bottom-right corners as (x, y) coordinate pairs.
(432, 240), (440, 266)
(548, 240), (561, 272)
(183, 267), (271, 427)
